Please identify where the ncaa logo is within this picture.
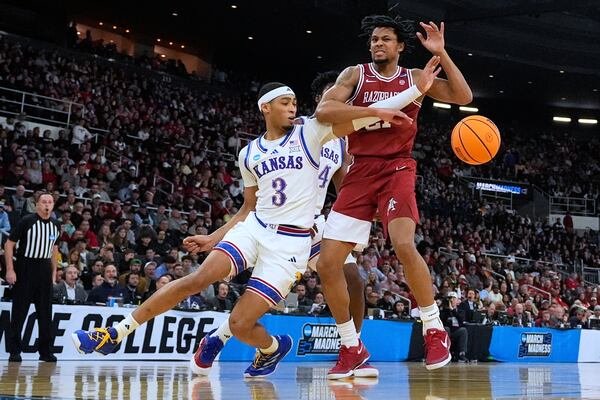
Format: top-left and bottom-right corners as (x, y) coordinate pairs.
(303, 324), (312, 338)
(399, 79), (406, 85)
(253, 154), (261, 161)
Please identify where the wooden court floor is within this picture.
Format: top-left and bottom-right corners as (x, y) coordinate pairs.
(0, 360), (597, 399)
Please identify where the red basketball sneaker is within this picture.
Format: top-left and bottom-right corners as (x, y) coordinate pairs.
(327, 339), (370, 380)
(424, 328), (452, 370)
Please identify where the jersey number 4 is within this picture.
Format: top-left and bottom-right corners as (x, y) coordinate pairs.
(272, 178), (287, 206)
(318, 165), (331, 188)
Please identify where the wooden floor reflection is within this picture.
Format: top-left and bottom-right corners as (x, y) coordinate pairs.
(0, 361), (597, 399)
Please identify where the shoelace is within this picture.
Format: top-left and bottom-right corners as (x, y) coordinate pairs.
(87, 328), (116, 351)
(252, 351), (271, 369)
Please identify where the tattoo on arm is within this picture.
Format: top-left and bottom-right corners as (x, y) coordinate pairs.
(335, 67), (357, 90)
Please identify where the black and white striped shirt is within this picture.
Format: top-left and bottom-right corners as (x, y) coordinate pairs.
(9, 214), (60, 259)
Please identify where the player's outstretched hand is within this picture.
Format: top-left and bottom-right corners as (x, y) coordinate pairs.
(415, 55), (442, 94)
(417, 21), (445, 55)
(183, 235), (215, 254)
(374, 108), (413, 126)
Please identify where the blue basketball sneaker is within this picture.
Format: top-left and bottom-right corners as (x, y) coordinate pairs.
(190, 329), (225, 375)
(72, 327), (120, 355)
(244, 335), (293, 378)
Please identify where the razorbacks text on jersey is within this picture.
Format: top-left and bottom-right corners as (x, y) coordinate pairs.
(314, 137), (345, 215)
(347, 63), (422, 158)
(238, 117), (335, 228)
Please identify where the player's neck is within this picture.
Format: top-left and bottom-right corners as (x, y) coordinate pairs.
(371, 60), (399, 77)
(264, 123), (288, 141)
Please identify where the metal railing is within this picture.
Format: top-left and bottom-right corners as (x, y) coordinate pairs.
(523, 284), (552, 305)
(438, 247), (570, 278)
(395, 293), (412, 313)
(102, 147), (139, 177)
(153, 175), (175, 194)
(550, 196), (596, 217)
(582, 267), (600, 285)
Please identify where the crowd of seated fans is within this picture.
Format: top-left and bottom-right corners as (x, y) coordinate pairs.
(0, 33), (599, 342)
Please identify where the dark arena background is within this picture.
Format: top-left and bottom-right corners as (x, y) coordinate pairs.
(0, 1), (599, 399)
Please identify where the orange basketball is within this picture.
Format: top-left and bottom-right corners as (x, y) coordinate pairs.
(451, 115), (501, 165)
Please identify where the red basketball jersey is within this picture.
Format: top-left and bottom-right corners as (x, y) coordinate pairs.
(347, 63), (422, 158)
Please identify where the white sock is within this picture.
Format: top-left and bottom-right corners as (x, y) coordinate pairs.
(259, 336), (279, 354)
(114, 314), (140, 342)
(357, 331), (361, 338)
(210, 319), (233, 344)
(338, 319), (359, 348)
(419, 303), (444, 333)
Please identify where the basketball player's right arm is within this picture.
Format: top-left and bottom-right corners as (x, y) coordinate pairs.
(183, 186), (258, 254)
(316, 66), (382, 125)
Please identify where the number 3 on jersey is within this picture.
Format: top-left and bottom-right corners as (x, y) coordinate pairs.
(272, 177), (287, 206)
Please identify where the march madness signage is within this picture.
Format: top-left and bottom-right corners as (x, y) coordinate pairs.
(297, 323), (341, 356)
(518, 332), (552, 358)
(0, 302), (227, 360)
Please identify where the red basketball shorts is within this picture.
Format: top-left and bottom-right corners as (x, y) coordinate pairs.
(323, 157), (419, 248)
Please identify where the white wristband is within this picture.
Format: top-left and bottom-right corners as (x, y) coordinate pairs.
(351, 116), (380, 131)
(369, 85), (422, 110)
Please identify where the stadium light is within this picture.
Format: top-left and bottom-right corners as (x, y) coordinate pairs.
(169, 42), (173, 45)
(99, 22), (103, 26)
(433, 102), (451, 109)
(467, 53), (473, 56)
(125, 29), (130, 33)
(172, 12), (178, 17)
(181, 45), (185, 49)
(489, 74), (494, 78)
(553, 116), (571, 123)
(306, 30), (312, 34)
(459, 106), (478, 113)
(559, 70), (564, 74)
(156, 38), (161, 42)
(112, 25), (117, 30)
(231, 5), (238, 8)
(578, 118), (598, 125)
(248, 36), (254, 40)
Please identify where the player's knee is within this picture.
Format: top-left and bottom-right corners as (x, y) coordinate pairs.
(229, 314), (251, 337)
(392, 241), (417, 261)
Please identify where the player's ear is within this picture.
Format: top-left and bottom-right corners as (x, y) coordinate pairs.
(398, 41), (405, 54)
(260, 103), (270, 114)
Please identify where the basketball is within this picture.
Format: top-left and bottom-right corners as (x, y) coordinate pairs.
(451, 115), (501, 165)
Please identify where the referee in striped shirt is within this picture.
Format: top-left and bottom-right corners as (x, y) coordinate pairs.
(5, 192), (60, 362)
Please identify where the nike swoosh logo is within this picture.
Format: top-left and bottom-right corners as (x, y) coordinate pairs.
(441, 338), (450, 349)
(365, 79), (377, 83)
(395, 166), (407, 171)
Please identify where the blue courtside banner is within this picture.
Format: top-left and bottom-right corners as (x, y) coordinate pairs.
(489, 326), (580, 362)
(219, 314), (414, 362)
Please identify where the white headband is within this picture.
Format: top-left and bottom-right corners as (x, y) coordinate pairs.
(257, 86), (295, 111)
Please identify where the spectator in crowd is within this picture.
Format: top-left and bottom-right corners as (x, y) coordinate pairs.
(440, 292), (468, 362)
(536, 309), (555, 328)
(0, 201), (11, 239)
(295, 283), (313, 309)
(309, 292), (329, 316)
(123, 272), (143, 305)
(118, 258), (147, 295)
(569, 307), (590, 329)
(86, 264), (126, 304)
(391, 301), (407, 319)
(155, 255), (177, 278)
(377, 290), (396, 312)
(481, 302), (498, 325)
(53, 265), (87, 303)
(142, 274), (172, 302)
(207, 282), (233, 312)
(458, 289), (479, 323)
(512, 303), (533, 327)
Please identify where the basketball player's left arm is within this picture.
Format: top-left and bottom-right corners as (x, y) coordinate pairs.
(413, 21), (473, 105)
(51, 245), (59, 284)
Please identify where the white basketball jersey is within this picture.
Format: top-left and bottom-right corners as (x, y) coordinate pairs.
(315, 137), (345, 214)
(238, 117), (335, 228)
